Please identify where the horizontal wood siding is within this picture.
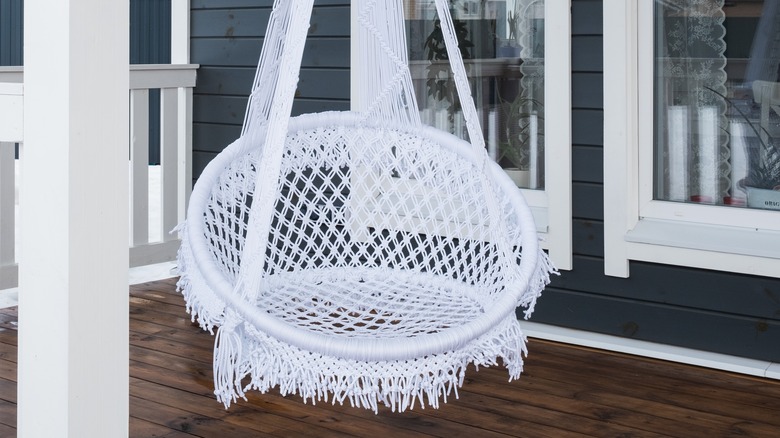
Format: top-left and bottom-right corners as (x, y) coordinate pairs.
(131, 0), (172, 165)
(188, 0), (780, 362)
(190, 0), (351, 179)
(531, 0), (780, 362)
(0, 0), (23, 66)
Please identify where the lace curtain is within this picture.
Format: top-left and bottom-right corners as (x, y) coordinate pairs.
(655, 0), (729, 203)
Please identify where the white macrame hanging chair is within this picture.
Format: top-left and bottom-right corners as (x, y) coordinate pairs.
(176, 0), (556, 413)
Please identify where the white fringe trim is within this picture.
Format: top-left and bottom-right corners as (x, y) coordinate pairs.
(212, 311), (527, 413)
(176, 225), (554, 413)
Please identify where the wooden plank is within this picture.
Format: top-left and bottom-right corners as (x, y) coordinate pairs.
(572, 36), (603, 73)
(191, 0), (349, 9)
(0, 377), (16, 404)
(130, 417), (200, 438)
(458, 374), (674, 437)
(0, 421), (15, 436)
(3, 278), (780, 436)
(530, 343), (780, 414)
(572, 145), (602, 183)
(191, 7), (349, 38)
(0, 337), (16, 363)
(193, 94), (350, 125)
(572, 182), (604, 220)
(191, 38), (350, 68)
(572, 218), (604, 257)
(572, 109), (603, 146)
(130, 396), (300, 438)
(572, 72), (603, 110)
(132, 378), (376, 438)
(0, 401), (15, 430)
(549, 256), (780, 320)
(532, 286), (780, 362)
(196, 66), (349, 100)
(193, 123), (241, 154)
(192, 150), (219, 181)
(571, 0), (603, 36)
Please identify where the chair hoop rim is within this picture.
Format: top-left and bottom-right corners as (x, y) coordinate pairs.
(184, 111), (540, 361)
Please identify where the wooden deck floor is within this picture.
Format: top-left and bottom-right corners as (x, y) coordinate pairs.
(1, 278), (779, 437)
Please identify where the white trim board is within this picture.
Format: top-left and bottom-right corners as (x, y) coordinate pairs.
(522, 321), (780, 380)
(0, 261), (179, 309)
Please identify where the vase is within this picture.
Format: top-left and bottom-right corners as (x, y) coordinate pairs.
(504, 168), (530, 188)
(746, 187), (780, 211)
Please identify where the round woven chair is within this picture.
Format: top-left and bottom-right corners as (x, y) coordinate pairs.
(176, 0), (555, 412)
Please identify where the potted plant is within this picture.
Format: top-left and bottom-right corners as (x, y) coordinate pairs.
(497, 10), (521, 58)
(423, 16), (474, 127)
(743, 139), (780, 210)
(497, 94), (543, 188)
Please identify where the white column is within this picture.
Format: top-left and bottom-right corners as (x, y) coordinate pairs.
(172, 0), (193, 222)
(18, 1), (129, 436)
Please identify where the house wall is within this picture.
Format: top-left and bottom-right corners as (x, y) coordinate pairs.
(189, 0), (780, 362)
(0, 0), (23, 66)
(189, 0), (350, 181)
(531, 0), (780, 362)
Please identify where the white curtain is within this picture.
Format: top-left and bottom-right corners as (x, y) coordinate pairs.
(656, 0), (729, 202)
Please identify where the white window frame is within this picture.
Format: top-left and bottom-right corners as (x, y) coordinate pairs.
(350, 1), (573, 270)
(604, 0), (780, 278)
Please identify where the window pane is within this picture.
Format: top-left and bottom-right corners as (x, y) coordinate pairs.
(405, 0), (545, 189)
(654, 0), (780, 210)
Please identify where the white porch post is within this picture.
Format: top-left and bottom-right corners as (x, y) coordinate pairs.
(18, 0), (129, 436)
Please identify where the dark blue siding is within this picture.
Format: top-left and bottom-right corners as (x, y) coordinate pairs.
(188, 0), (780, 362)
(189, 0), (351, 178)
(131, 0), (172, 165)
(530, 0), (780, 362)
(0, 0), (23, 66)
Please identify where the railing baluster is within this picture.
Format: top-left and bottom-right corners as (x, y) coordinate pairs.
(130, 88), (150, 246)
(2, 64), (197, 279)
(0, 142), (17, 289)
(160, 87), (179, 242)
(178, 87), (193, 223)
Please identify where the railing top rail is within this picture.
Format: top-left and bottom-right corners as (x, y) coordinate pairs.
(0, 67), (23, 83)
(0, 64), (199, 89)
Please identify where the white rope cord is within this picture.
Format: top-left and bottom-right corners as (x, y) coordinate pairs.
(236, 0), (315, 303)
(432, 0), (526, 297)
(356, 0), (421, 127)
(176, 0), (557, 412)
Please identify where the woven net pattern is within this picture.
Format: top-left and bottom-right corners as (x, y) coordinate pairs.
(177, 114), (554, 411)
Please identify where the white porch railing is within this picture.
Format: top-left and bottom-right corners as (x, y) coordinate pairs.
(0, 64), (198, 290)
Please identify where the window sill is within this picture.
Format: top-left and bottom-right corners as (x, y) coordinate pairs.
(621, 218), (780, 277)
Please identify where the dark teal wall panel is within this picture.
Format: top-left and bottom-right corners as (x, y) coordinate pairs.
(196, 67), (349, 99)
(538, 0), (780, 362)
(190, 0), (351, 180)
(185, 0), (780, 362)
(191, 7), (349, 38)
(0, 0), (23, 66)
(572, 145), (602, 183)
(572, 36), (602, 72)
(530, 287), (780, 362)
(572, 109), (604, 146)
(191, 38), (349, 68)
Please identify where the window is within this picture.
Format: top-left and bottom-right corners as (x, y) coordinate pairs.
(352, 0), (573, 269)
(604, 0), (780, 278)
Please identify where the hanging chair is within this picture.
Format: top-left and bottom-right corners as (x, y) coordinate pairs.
(176, 0), (556, 413)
